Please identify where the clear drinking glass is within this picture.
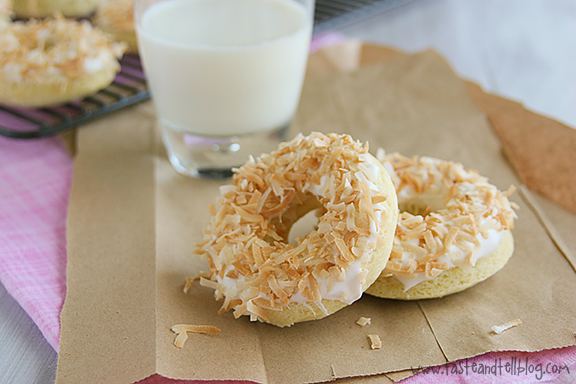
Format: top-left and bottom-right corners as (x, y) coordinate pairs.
(135, 0), (315, 178)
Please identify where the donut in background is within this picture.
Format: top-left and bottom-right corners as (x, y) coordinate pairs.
(0, 16), (125, 107)
(367, 151), (517, 300)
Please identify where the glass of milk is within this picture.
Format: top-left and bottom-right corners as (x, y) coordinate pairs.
(135, 0), (314, 178)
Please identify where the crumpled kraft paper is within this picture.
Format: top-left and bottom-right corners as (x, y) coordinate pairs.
(56, 45), (576, 384)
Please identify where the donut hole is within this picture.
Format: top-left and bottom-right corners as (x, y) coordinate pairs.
(270, 192), (323, 244)
(287, 209), (322, 244)
(399, 193), (446, 217)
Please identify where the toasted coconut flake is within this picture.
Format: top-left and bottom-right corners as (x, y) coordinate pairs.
(173, 331), (188, 349)
(183, 277), (195, 294)
(199, 277), (219, 290)
(371, 195), (388, 204)
(333, 235), (356, 262)
(267, 274), (289, 302)
(444, 227), (459, 248)
(504, 185), (517, 197)
(367, 334), (382, 350)
(491, 319), (522, 335)
(356, 317), (371, 327)
(246, 300), (270, 321)
(183, 272), (209, 294)
(171, 324), (222, 336)
(170, 324), (221, 349)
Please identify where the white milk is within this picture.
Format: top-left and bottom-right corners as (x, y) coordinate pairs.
(137, 0), (312, 137)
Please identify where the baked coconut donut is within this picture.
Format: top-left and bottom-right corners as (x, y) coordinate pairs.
(12, 0), (98, 18)
(366, 151), (517, 300)
(0, 17), (125, 107)
(197, 133), (399, 326)
(95, 0), (137, 54)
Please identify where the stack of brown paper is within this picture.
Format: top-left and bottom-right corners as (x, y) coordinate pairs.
(56, 44), (576, 384)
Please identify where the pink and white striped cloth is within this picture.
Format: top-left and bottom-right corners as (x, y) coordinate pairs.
(0, 136), (70, 351)
(1, 35), (575, 383)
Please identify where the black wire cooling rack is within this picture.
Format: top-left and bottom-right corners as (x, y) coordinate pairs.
(0, 0), (413, 140)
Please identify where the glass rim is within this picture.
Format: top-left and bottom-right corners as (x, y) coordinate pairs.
(134, 0), (315, 51)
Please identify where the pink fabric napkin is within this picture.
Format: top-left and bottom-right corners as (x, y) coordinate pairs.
(0, 136), (70, 351)
(1, 34), (575, 383)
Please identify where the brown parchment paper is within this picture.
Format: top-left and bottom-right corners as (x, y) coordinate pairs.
(309, 42), (576, 286)
(57, 45), (576, 384)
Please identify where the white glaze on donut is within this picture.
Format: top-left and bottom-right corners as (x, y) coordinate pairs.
(394, 230), (503, 290)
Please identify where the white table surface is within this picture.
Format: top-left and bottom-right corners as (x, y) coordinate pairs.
(2, 1), (575, 383)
